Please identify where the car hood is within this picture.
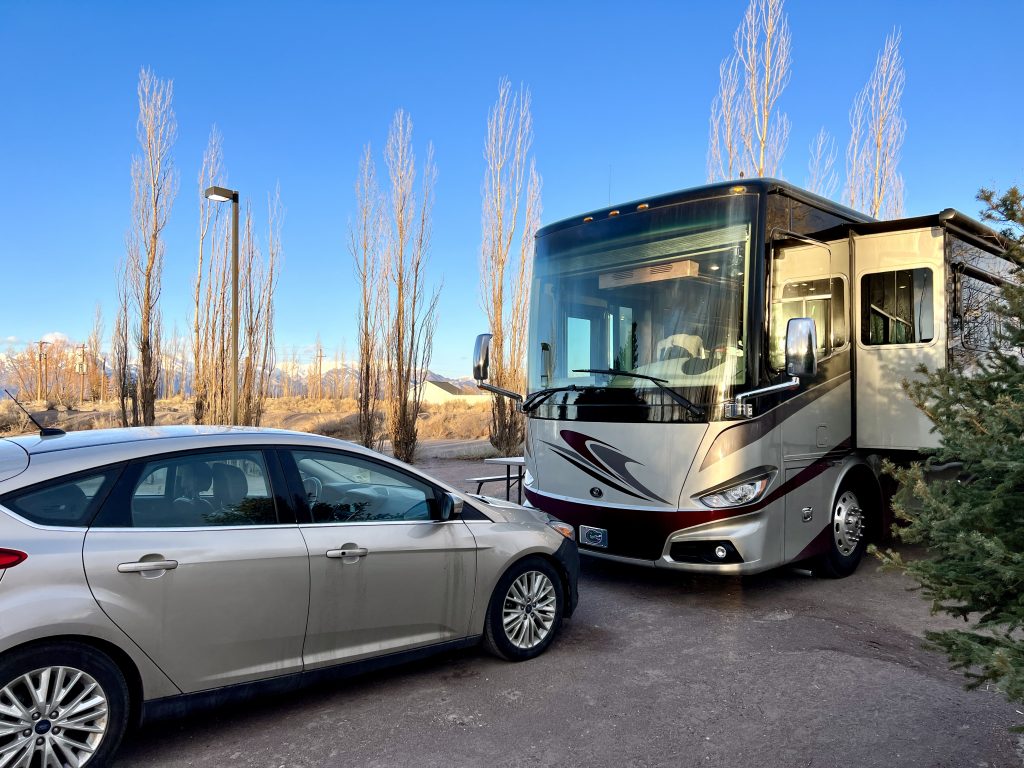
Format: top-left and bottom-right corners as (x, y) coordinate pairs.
(465, 494), (550, 525)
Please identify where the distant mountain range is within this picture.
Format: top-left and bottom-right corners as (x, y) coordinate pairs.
(0, 351), (481, 399)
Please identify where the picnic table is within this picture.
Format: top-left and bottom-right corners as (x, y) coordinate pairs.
(466, 456), (525, 503)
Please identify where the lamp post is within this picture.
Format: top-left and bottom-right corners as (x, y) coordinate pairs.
(204, 185), (240, 426)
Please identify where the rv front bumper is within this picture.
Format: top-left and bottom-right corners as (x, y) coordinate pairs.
(525, 487), (782, 574)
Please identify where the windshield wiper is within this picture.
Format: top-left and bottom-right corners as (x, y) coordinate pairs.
(572, 369), (706, 418)
(521, 385), (587, 413)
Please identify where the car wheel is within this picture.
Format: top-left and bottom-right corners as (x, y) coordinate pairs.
(814, 483), (869, 578)
(0, 641), (130, 767)
(483, 556), (564, 662)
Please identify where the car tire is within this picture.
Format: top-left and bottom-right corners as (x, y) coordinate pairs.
(0, 641), (130, 768)
(814, 482), (870, 578)
(483, 556), (564, 662)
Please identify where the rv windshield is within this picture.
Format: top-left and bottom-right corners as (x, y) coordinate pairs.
(528, 193), (756, 422)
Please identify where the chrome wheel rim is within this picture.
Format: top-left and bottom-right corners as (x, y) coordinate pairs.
(0, 665), (109, 767)
(502, 570), (557, 650)
(833, 490), (864, 557)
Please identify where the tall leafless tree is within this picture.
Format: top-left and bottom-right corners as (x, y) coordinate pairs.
(806, 127), (839, 198)
(381, 111), (440, 464)
(126, 68), (177, 425)
(480, 78), (542, 455)
(707, 0), (791, 180)
(87, 304), (105, 401)
(846, 28), (906, 219)
(112, 268), (137, 427)
(190, 132), (279, 426)
(707, 56), (742, 182)
(350, 144), (386, 450)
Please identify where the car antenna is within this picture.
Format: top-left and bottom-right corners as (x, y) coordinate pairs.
(3, 389), (65, 437)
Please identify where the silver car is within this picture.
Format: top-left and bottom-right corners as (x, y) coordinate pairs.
(0, 426), (579, 767)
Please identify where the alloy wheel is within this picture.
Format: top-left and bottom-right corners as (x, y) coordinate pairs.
(502, 570), (558, 650)
(0, 665), (109, 767)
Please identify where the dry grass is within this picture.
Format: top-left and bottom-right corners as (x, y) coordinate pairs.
(416, 401), (491, 440)
(1, 396), (492, 444)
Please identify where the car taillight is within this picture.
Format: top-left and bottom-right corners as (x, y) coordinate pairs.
(0, 549), (27, 569)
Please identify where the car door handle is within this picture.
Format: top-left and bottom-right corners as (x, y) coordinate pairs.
(117, 559), (179, 573)
(325, 548), (367, 559)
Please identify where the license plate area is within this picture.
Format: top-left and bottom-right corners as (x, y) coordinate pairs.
(579, 525), (608, 548)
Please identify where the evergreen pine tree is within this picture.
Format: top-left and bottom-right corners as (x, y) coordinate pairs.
(878, 187), (1024, 713)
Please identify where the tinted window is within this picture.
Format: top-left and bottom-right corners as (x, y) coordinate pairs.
(861, 269), (934, 345)
(128, 451), (277, 527)
(1, 468), (120, 527)
(289, 450), (435, 523)
(790, 200), (849, 235)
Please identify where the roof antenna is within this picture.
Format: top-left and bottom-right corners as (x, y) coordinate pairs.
(3, 390), (65, 437)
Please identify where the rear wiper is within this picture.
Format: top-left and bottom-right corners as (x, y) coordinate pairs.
(521, 385), (587, 413)
(572, 369), (706, 418)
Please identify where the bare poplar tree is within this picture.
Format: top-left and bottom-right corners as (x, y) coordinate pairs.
(126, 67), (177, 425)
(846, 28), (906, 219)
(112, 269), (136, 427)
(707, 56), (742, 181)
(350, 144), (386, 449)
(480, 78), (542, 455)
(87, 304), (105, 401)
(806, 127), (839, 198)
(381, 111), (440, 463)
(707, 0), (791, 180)
(193, 128), (223, 423)
(190, 133), (279, 426)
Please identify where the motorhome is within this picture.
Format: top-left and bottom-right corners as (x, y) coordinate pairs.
(473, 179), (1011, 577)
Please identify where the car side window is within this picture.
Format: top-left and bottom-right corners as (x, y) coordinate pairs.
(0, 468), (120, 527)
(288, 450), (436, 523)
(130, 451), (277, 528)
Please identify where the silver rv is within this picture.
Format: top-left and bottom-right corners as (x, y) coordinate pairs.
(474, 179), (1011, 577)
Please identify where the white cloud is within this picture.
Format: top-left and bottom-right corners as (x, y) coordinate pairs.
(3, 336), (18, 344)
(41, 332), (69, 344)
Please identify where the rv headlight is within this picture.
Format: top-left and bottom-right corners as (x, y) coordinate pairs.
(699, 476), (772, 509)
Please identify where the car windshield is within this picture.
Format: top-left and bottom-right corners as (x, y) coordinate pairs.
(528, 193), (756, 421)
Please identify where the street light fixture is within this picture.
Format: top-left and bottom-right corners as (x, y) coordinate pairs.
(204, 185), (240, 426)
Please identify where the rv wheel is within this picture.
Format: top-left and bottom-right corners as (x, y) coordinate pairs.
(814, 483), (868, 578)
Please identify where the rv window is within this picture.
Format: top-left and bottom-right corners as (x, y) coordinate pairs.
(769, 277), (847, 369)
(861, 269), (934, 345)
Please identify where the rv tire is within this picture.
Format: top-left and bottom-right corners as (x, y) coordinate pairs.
(815, 482), (869, 578)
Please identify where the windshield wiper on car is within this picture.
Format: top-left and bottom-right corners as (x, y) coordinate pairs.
(572, 369), (706, 418)
(521, 385), (588, 413)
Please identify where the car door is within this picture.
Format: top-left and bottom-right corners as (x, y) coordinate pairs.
(82, 448), (310, 693)
(280, 448), (478, 670)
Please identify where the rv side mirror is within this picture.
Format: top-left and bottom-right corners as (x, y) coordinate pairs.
(473, 333), (492, 382)
(785, 318), (818, 378)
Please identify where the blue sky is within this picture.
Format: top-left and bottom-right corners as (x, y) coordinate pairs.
(1, 0), (1022, 376)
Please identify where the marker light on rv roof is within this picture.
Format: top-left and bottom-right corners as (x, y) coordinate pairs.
(637, 203), (649, 210)
(583, 216), (593, 223)
(609, 210), (620, 217)
(729, 185), (747, 194)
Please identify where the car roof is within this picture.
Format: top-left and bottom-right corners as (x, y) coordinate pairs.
(0, 426), (411, 493)
(4, 425), (328, 455)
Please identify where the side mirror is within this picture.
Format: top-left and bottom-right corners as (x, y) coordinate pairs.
(785, 318), (818, 378)
(473, 333), (492, 382)
(435, 492), (464, 521)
